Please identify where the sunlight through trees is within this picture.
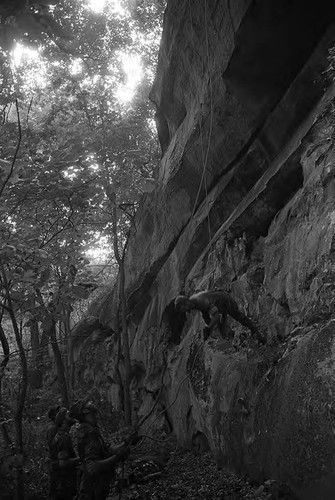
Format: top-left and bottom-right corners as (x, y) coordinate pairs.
(0, 2), (166, 494)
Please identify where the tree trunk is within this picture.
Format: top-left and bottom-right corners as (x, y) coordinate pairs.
(119, 258), (132, 425)
(29, 320), (43, 389)
(107, 188), (132, 425)
(0, 265), (27, 500)
(35, 289), (69, 407)
(0, 266), (27, 451)
(48, 318), (69, 408)
(114, 319), (124, 411)
(63, 309), (73, 397)
(0, 322), (12, 447)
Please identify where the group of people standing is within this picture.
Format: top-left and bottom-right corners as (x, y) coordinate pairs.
(47, 400), (129, 500)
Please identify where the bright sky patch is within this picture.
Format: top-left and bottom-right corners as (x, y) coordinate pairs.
(115, 53), (142, 103)
(86, 0), (127, 17)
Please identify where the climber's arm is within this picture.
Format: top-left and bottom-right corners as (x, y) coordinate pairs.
(226, 301), (265, 344)
(203, 306), (222, 339)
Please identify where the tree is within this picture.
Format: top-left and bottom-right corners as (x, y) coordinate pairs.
(104, 186), (132, 423)
(0, 0), (165, 453)
(0, 1), (165, 497)
(0, 316), (11, 448)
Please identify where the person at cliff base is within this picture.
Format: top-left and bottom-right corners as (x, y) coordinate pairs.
(174, 289), (266, 344)
(46, 405), (61, 499)
(69, 400), (129, 500)
(49, 407), (80, 500)
(46, 405), (61, 451)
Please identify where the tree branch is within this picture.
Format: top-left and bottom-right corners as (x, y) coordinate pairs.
(0, 99), (22, 198)
(40, 205), (75, 248)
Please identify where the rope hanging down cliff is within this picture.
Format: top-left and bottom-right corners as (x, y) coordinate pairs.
(190, 0), (214, 247)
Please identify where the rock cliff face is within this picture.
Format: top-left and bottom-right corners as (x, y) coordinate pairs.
(74, 1), (335, 497)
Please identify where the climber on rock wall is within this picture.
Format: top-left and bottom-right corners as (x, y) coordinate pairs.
(174, 290), (266, 344)
(50, 407), (80, 500)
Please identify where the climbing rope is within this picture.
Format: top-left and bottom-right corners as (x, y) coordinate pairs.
(189, 0), (214, 250)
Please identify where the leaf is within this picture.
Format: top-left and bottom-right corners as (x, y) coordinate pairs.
(0, 159), (11, 174)
(10, 291), (25, 301)
(72, 285), (90, 299)
(8, 173), (20, 184)
(0, 245), (17, 259)
(37, 249), (49, 260)
(37, 266), (51, 286)
(22, 269), (36, 282)
(41, 315), (53, 332)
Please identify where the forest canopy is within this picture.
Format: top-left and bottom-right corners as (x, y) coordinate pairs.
(0, 0), (165, 300)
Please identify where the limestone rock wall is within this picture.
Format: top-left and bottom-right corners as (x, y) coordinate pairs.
(74, 1), (335, 498)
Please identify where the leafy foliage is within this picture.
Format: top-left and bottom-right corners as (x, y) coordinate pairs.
(0, 1), (165, 487)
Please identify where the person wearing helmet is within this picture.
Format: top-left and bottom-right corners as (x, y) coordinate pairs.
(46, 405), (61, 499)
(69, 400), (129, 500)
(174, 290), (265, 344)
(46, 405), (61, 451)
(50, 407), (80, 500)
